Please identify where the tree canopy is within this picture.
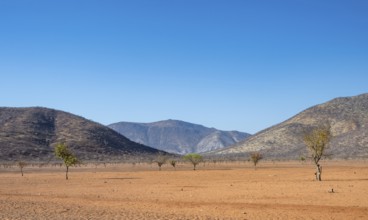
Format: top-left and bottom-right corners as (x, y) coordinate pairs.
(303, 123), (332, 181)
(54, 143), (78, 179)
(303, 124), (331, 165)
(183, 153), (203, 170)
(250, 152), (263, 169)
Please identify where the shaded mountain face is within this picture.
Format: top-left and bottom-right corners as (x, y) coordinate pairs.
(0, 107), (163, 161)
(212, 93), (368, 159)
(108, 120), (251, 154)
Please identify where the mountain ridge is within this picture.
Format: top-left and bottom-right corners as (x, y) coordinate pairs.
(0, 107), (164, 161)
(212, 93), (368, 159)
(108, 119), (251, 154)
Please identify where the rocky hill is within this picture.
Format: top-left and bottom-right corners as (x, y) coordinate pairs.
(108, 120), (250, 154)
(212, 93), (368, 159)
(0, 107), (164, 162)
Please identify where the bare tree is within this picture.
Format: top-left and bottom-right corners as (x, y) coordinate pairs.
(154, 154), (168, 171)
(170, 160), (177, 170)
(250, 152), (263, 170)
(303, 123), (332, 181)
(17, 161), (27, 176)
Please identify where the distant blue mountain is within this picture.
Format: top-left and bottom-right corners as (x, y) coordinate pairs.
(109, 119), (251, 154)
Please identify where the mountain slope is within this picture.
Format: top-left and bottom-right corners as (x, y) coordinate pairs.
(108, 120), (250, 154)
(0, 107), (163, 161)
(212, 93), (368, 159)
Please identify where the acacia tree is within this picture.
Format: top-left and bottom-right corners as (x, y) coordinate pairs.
(183, 153), (203, 170)
(303, 124), (332, 181)
(170, 160), (177, 170)
(299, 156), (306, 164)
(250, 152), (263, 170)
(17, 161), (27, 176)
(154, 153), (168, 171)
(54, 143), (78, 180)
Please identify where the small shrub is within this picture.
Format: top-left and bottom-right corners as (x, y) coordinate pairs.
(17, 161), (27, 176)
(170, 160), (177, 170)
(250, 152), (263, 170)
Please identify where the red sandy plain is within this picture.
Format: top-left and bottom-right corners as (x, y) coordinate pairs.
(0, 161), (367, 219)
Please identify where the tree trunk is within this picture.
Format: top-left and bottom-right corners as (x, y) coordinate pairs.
(66, 166), (69, 180)
(21, 168), (23, 176)
(315, 164), (322, 181)
(193, 164), (196, 170)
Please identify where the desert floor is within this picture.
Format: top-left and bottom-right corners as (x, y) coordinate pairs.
(0, 160), (367, 220)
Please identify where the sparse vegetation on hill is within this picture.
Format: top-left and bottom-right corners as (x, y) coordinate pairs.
(0, 107), (165, 162)
(1, 93), (367, 162)
(212, 93), (368, 159)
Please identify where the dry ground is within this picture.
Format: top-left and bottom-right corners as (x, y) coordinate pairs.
(0, 161), (367, 219)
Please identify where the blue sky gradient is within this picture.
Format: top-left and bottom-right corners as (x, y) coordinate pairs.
(0, 0), (367, 133)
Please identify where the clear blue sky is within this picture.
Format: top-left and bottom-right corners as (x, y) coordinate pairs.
(0, 0), (367, 133)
